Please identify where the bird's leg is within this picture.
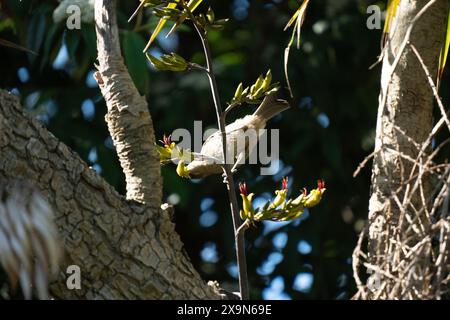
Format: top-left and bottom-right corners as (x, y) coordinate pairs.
(231, 152), (245, 174)
(221, 168), (228, 184)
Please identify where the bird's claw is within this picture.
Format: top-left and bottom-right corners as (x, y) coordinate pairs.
(222, 172), (228, 184)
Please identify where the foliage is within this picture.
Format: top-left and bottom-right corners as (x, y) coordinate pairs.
(230, 70), (279, 105)
(238, 178), (326, 222)
(438, 10), (450, 86)
(381, 0), (399, 47)
(284, 0), (310, 97)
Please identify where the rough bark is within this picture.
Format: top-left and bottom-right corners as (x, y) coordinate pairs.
(0, 90), (220, 299)
(95, 0), (161, 205)
(366, 0), (449, 299)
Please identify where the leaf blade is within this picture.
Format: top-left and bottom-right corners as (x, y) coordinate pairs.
(284, 0), (309, 31)
(381, 0), (400, 47)
(143, 0), (204, 53)
(284, 0), (310, 98)
(123, 32), (151, 95)
(437, 10), (450, 88)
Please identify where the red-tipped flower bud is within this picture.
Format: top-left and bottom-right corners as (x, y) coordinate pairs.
(282, 177), (289, 190)
(317, 179), (326, 191)
(239, 182), (248, 196)
(161, 134), (172, 147)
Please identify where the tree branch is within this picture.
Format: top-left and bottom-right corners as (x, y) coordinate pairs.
(94, 0), (161, 205)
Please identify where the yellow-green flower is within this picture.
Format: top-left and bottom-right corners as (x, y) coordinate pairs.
(291, 187), (307, 206)
(303, 180), (326, 208)
(176, 160), (190, 179)
(269, 177), (288, 209)
(157, 134), (176, 162)
(239, 182), (255, 220)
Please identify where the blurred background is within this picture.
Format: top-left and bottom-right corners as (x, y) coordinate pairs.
(0, 0), (428, 299)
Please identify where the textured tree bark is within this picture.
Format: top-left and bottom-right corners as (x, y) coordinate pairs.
(95, 0), (161, 205)
(367, 0), (449, 299)
(0, 90), (220, 299)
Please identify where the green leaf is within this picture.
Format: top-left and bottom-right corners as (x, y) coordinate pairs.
(146, 52), (187, 71)
(41, 24), (63, 70)
(253, 87), (265, 99)
(254, 74), (264, 89)
(437, 10), (450, 88)
(230, 70), (278, 104)
(26, 13), (46, 61)
(129, 0), (166, 22)
(284, 0), (309, 32)
(0, 38), (36, 55)
(262, 69), (272, 91)
(147, 54), (167, 69)
(284, 0), (310, 98)
(144, 1), (178, 53)
(169, 52), (186, 64)
(164, 53), (186, 69)
(143, 0), (204, 53)
(234, 82), (243, 101)
(382, 0), (400, 47)
(43, 23), (63, 60)
(80, 24), (97, 58)
(153, 6), (182, 20)
(68, 24), (97, 80)
(65, 30), (81, 60)
(208, 18), (229, 31)
(123, 32), (150, 95)
(0, 18), (16, 33)
(206, 7), (215, 24)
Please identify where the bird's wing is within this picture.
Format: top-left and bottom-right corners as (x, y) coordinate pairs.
(203, 116), (255, 146)
(200, 122), (252, 162)
(202, 129), (220, 146)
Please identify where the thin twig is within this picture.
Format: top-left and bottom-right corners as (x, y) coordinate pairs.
(352, 228), (368, 299)
(353, 151), (376, 177)
(235, 219), (251, 241)
(410, 44), (450, 133)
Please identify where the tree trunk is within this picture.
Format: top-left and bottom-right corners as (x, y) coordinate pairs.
(95, 0), (162, 205)
(0, 90), (220, 299)
(362, 0), (449, 299)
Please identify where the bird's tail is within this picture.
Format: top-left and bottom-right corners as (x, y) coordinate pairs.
(253, 92), (290, 121)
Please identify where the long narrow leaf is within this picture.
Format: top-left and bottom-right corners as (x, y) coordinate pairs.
(143, 0), (203, 53)
(284, 34), (295, 99)
(0, 38), (37, 55)
(284, 0), (310, 98)
(381, 0), (400, 48)
(128, 0), (147, 23)
(437, 10), (450, 88)
(284, 0), (309, 31)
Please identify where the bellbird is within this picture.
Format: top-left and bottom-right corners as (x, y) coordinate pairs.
(183, 92), (290, 178)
